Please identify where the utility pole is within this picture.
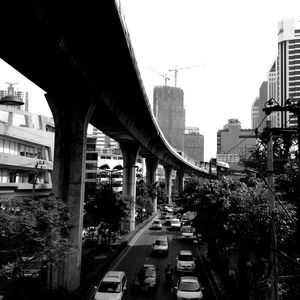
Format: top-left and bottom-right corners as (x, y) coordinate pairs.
(264, 99), (300, 255)
(266, 120), (279, 300)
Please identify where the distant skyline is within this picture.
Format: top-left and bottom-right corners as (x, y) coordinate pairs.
(1, 1), (300, 161)
(120, 0), (300, 161)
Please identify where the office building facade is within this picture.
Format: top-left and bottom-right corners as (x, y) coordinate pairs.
(251, 97), (260, 129)
(184, 127), (204, 162)
(277, 18), (300, 128)
(217, 119), (256, 165)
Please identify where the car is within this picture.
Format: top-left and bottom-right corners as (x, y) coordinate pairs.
(151, 219), (163, 230)
(94, 270), (127, 300)
(175, 276), (204, 299)
(164, 215), (173, 226)
(133, 264), (160, 294)
(176, 250), (196, 273)
(181, 225), (195, 239)
(151, 236), (169, 256)
(180, 216), (189, 225)
(170, 218), (181, 231)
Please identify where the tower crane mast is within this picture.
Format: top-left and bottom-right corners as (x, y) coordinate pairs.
(168, 64), (204, 87)
(148, 67), (170, 86)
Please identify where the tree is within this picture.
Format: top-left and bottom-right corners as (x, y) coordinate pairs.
(0, 194), (71, 278)
(136, 180), (154, 219)
(83, 187), (130, 246)
(179, 177), (297, 298)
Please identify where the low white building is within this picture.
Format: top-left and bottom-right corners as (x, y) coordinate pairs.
(0, 105), (54, 196)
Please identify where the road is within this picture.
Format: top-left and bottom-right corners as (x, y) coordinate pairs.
(108, 217), (215, 300)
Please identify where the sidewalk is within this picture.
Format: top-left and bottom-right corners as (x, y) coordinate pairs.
(196, 234), (230, 300)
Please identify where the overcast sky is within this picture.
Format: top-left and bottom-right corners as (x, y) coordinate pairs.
(1, 0), (300, 161)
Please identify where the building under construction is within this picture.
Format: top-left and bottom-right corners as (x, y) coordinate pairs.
(153, 86), (185, 153)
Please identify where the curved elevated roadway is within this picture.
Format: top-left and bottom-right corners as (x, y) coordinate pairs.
(0, 0), (211, 178)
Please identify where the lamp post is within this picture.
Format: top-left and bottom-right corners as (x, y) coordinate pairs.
(32, 161), (45, 194)
(97, 166), (124, 191)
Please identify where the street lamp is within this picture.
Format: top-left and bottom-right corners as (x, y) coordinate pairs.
(97, 166), (123, 191)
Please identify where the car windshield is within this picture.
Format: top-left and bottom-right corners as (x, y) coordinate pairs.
(182, 227), (192, 233)
(141, 268), (156, 278)
(98, 281), (121, 293)
(178, 254), (193, 261)
(155, 240), (167, 246)
(179, 280), (200, 292)
(153, 221), (160, 224)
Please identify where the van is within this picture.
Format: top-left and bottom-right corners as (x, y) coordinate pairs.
(151, 235), (169, 257)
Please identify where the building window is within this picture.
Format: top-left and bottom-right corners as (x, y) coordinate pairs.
(12, 113), (26, 127)
(86, 153), (98, 161)
(4, 140), (9, 154)
(86, 163), (97, 170)
(0, 168), (9, 183)
(85, 173), (97, 180)
(0, 111), (9, 124)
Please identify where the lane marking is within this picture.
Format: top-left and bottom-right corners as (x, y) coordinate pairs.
(112, 219), (155, 270)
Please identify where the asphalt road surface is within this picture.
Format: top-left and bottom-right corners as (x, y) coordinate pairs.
(108, 217), (213, 300)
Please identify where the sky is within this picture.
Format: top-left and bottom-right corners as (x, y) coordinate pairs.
(1, 0), (300, 161)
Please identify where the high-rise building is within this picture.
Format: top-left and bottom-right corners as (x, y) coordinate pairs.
(277, 18), (300, 128)
(251, 97), (260, 129)
(92, 127), (119, 151)
(184, 127), (204, 162)
(217, 119), (256, 165)
(153, 86), (185, 152)
(267, 60), (281, 127)
(258, 81), (268, 130)
(0, 83), (29, 112)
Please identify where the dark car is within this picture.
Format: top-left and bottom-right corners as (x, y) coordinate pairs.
(133, 264), (160, 293)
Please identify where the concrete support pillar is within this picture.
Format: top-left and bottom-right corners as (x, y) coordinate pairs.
(120, 142), (140, 232)
(145, 157), (158, 213)
(164, 165), (172, 205)
(45, 93), (95, 292)
(177, 170), (185, 195)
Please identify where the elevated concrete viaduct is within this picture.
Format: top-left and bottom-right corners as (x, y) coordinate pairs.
(0, 1), (213, 292)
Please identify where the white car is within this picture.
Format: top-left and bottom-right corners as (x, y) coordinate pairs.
(170, 218), (181, 231)
(151, 236), (169, 256)
(94, 271), (127, 300)
(176, 250), (195, 273)
(176, 276), (204, 300)
(151, 219), (163, 230)
(181, 225), (194, 238)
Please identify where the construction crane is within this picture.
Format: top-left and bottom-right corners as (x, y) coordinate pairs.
(168, 64), (204, 87)
(148, 67), (170, 86)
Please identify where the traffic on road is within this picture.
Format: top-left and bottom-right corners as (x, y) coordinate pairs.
(92, 206), (215, 299)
